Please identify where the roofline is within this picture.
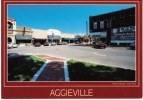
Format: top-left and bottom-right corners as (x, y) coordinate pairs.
(90, 7), (135, 18)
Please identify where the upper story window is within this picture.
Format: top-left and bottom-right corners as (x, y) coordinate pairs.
(93, 22), (97, 29)
(100, 21), (104, 29)
(107, 20), (111, 28)
(8, 22), (13, 30)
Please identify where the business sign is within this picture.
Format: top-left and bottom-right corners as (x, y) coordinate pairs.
(111, 26), (135, 40)
(90, 32), (107, 38)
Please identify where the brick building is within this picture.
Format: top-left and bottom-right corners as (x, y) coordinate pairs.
(89, 7), (135, 46)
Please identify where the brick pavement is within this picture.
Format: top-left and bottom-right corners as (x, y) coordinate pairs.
(36, 55), (65, 61)
(36, 61), (65, 81)
(34, 55), (67, 81)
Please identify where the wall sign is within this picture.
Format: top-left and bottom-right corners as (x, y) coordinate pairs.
(111, 26), (135, 40)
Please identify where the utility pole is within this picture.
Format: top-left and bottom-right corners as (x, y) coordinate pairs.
(86, 21), (89, 45)
(52, 29), (54, 44)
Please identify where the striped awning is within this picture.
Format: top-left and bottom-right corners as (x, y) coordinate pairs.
(48, 35), (61, 40)
(15, 34), (32, 40)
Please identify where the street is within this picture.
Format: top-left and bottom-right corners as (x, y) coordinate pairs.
(8, 44), (135, 70)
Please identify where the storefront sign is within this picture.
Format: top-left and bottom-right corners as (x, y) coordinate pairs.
(111, 26), (135, 40)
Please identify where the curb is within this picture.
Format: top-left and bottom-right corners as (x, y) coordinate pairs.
(64, 61), (70, 81)
(31, 61), (49, 81)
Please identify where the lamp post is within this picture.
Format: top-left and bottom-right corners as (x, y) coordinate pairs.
(52, 30), (54, 44)
(86, 21), (89, 45)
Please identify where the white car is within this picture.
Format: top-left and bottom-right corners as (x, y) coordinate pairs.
(7, 42), (13, 49)
(12, 43), (18, 48)
(7, 42), (18, 49)
(62, 42), (68, 45)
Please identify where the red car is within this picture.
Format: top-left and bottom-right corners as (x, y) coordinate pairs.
(94, 41), (107, 49)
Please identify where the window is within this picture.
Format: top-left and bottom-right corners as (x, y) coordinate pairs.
(100, 21), (104, 29)
(107, 20), (111, 28)
(8, 22), (13, 29)
(93, 22), (97, 29)
(112, 28), (118, 33)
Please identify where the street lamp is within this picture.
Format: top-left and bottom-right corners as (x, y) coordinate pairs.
(88, 34), (91, 45)
(86, 21), (89, 45)
(52, 30), (54, 44)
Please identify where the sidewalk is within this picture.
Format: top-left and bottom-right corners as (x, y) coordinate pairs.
(32, 55), (67, 81)
(36, 61), (65, 81)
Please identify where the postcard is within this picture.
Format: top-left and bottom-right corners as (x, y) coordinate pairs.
(1, 0), (142, 98)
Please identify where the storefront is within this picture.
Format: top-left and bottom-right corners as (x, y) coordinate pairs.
(62, 38), (78, 43)
(48, 35), (61, 43)
(32, 29), (47, 44)
(89, 32), (107, 43)
(89, 7), (135, 45)
(15, 34), (32, 44)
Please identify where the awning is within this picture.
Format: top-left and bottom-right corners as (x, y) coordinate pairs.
(15, 34), (32, 40)
(48, 35), (61, 40)
(62, 38), (78, 41)
(62, 38), (71, 40)
(71, 38), (78, 41)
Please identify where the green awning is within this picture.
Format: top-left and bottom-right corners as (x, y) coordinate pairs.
(48, 35), (61, 40)
(62, 38), (71, 40)
(15, 34), (32, 40)
(71, 38), (78, 41)
(62, 38), (78, 41)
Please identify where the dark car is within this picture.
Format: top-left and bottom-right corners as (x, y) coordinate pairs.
(75, 41), (81, 44)
(34, 42), (41, 47)
(129, 42), (135, 49)
(57, 42), (63, 45)
(94, 41), (107, 49)
(44, 42), (50, 46)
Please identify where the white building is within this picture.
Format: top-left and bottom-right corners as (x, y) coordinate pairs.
(7, 17), (76, 45)
(47, 29), (62, 42)
(7, 18), (17, 43)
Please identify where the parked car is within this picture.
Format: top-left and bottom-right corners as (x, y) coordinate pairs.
(34, 42), (41, 47)
(51, 42), (57, 46)
(62, 42), (68, 45)
(75, 41), (81, 44)
(44, 42), (50, 46)
(12, 43), (18, 48)
(129, 42), (135, 49)
(94, 41), (107, 49)
(57, 42), (63, 45)
(7, 42), (13, 49)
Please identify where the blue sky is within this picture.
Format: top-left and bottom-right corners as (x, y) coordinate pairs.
(8, 4), (135, 34)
